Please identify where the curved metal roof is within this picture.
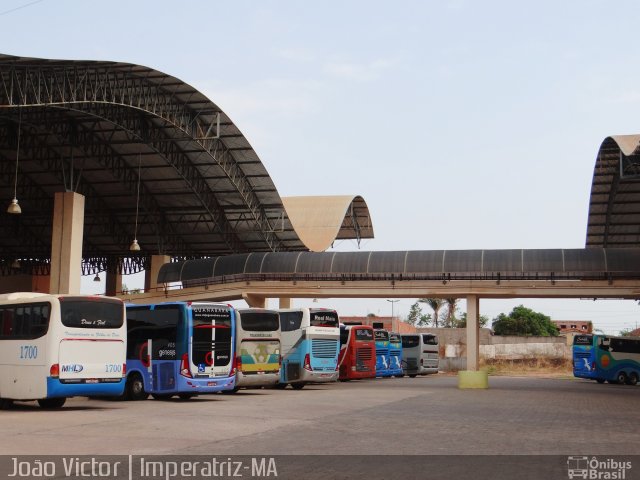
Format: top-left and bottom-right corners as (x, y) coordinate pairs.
(281, 195), (374, 252)
(158, 248), (640, 284)
(587, 135), (640, 248)
(0, 54), (373, 276)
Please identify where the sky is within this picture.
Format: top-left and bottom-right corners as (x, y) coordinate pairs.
(2, 0), (640, 334)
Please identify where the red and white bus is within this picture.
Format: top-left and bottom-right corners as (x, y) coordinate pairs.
(338, 324), (376, 380)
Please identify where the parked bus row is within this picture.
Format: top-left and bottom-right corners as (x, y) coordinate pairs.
(337, 324), (439, 380)
(0, 294), (439, 409)
(573, 333), (640, 386)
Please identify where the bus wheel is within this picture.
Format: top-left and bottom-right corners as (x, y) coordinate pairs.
(291, 383), (305, 390)
(221, 388), (239, 394)
(409, 375), (417, 378)
(626, 372), (638, 386)
(596, 379), (606, 384)
(127, 373), (149, 401)
(274, 383), (287, 389)
(177, 393), (195, 400)
(37, 398), (66, 409)
(0, 398), (13, 409)
(615, 371), (628, 385)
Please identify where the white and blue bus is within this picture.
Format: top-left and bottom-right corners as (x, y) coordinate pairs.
(124, 302), (236, 400)
(573, 333), (640, 385)
(0, 292), (127, 409)
(232, 308), (281, 392)
(374, 329), (392, 377)
(388, 332), (404, 377)
(278, 308), (340, 389)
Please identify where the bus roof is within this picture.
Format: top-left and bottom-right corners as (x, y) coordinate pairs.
(0, 292), (51, 301)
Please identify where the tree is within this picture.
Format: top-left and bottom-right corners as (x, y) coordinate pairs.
(406, 302), (432, 327)
(457, 312), (490, 328)
(492, 305), (559, 336)
(443, 298), (459, 328)
(419, 298), (444, 327)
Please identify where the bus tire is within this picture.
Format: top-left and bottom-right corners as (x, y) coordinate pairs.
(177, 393), (195, 400)
(291, 383), (305, 390)
(0, 398), (13, 409)
(221, 388), (239, 394)
(615, 371), (627, 385)
(274, 383), (287, 389)
(626, 372), (638, 386)
(409, 374), (417, 378)
(596, 379), (606, 384)
(37, 398), (66, 409)
(126, 373), (149, 401)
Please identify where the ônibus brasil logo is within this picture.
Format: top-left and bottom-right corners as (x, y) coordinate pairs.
(567, 456), (632, 479)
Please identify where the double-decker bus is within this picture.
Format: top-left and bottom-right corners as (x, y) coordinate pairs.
(388, 332), (404, 377)
(124, 302), (236, 400)
(278, 308), (340, 389)
(573, 333), (640, 385)
(232, 308), (281, 392)
(0, 292), (126, 409)
(374, 329), (392, 377)
(338, 324), (376, 380)
(401, 333), (439, 377)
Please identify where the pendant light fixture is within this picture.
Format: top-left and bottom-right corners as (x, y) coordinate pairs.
(129, 154), (142, 252)
(7, 109), (22, 214)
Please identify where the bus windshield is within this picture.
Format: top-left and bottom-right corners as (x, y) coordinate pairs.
(389, 333), (401, 343)
(573, 335), (593, 346)
(192, 306), (232, 367)
(240, 311), (279, 331)
(423, 334), (438, 345)
(375, 330), (389, 342)
(355, 329), (373, 341)
(60, 297), (123, 329)
(310, 310), (339, 328)
(402, 335), (419, 348)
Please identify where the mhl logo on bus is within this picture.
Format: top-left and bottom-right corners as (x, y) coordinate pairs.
(61, 364), (83, 373)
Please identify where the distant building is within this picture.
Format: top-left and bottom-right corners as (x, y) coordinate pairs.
(339, 315), (417, 333)
(552, 321), (593, 334)
(626, 327), (640, 337)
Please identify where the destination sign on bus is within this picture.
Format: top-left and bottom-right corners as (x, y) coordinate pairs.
(355, 329), (373, 341)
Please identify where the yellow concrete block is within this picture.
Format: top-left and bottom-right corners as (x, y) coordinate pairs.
(458, 370), (489, 389)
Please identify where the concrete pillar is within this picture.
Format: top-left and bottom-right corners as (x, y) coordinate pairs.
(278, 297), (291, 309)
(105, 271), (123, 297)
(49, 192), (85, 294)
(459, 294), (488, 389)
(466, 294), (480, 371)
(145, 254), (171, 292)
(242, 293), (266, 308)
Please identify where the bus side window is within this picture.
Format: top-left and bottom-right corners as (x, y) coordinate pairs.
(598, 338), (610, 351)
(0, 308), (13, 337)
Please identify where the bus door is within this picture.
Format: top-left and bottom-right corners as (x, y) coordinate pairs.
(190, 306), (233, 379)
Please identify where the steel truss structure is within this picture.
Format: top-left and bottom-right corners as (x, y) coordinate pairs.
(0, 54), (374, 277)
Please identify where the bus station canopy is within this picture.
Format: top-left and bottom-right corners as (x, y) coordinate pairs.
(0, 54), (373, 277)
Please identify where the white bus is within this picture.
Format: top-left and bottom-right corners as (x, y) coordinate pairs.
(401, 333), (439, 377)
(278, 308), (340, 389)
(232, 308), (281, 391)
(0, 292), (127, 409)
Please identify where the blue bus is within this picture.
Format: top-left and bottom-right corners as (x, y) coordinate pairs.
(124, 302), (236, 400)
(388, 332), (404, 377)
(374, 329), (392, 377)
(573, 333), (640, 385)
(278, 308), (340, 389)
